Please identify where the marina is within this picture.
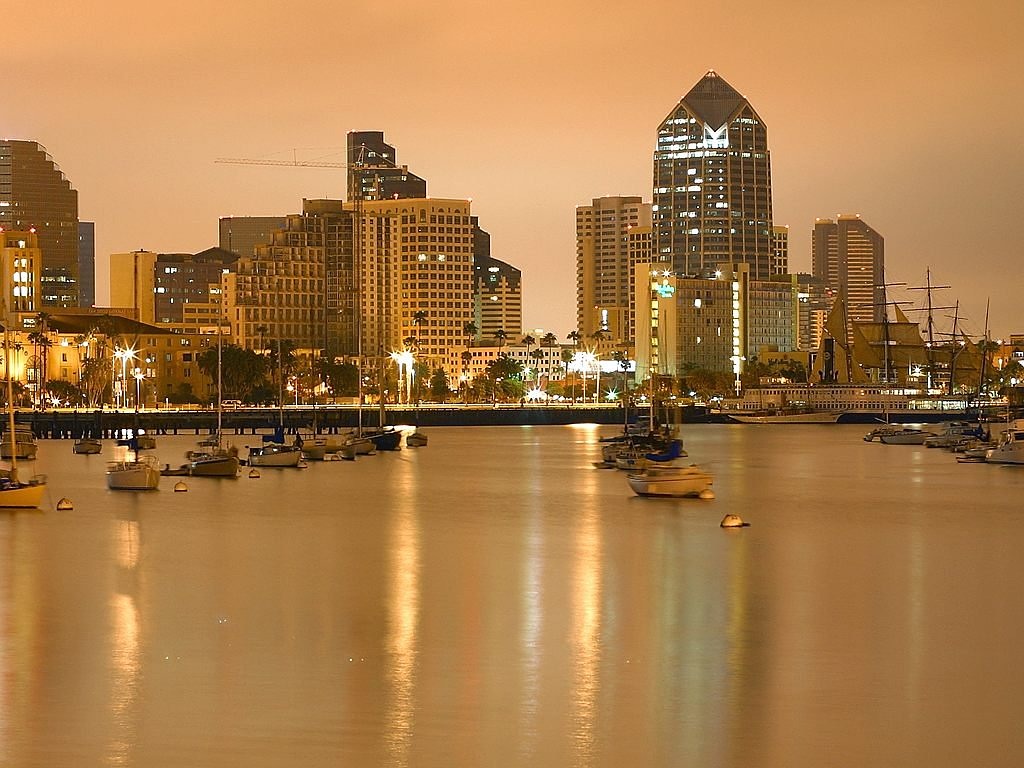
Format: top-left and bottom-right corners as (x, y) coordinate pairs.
(2, 425), (1023, 767)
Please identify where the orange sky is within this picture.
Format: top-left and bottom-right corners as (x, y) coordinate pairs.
(3, 0), (1022, 339)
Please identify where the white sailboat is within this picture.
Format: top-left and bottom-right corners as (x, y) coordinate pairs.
(248, 336), (301, 467)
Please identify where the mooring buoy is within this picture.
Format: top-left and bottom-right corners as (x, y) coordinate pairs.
(174, 481), (188, 492)
(56, 497), (74, 511)
(720, 513), (749, 527)
(248, 468), (260, 478)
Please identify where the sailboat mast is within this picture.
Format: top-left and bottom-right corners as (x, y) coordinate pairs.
(217, 319), (223, 439)
(4, 311), (18, 484)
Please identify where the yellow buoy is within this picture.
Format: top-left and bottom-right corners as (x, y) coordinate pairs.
(173, 481), (188, 492)
(248, 468), (261, 478)
(700, 489), (716, 500)
(56, 497), (74, 511)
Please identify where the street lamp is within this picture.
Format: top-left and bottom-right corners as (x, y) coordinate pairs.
(133, 368), (145, 410)
(113, 346), (136, 408)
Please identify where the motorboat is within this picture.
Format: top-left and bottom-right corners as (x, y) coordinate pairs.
(73, 437), (102, 454)
(0, 429), (37, 460)
(924, 421), (986, 448)
(985, 424), (1024, 465)
(106, 453), (161, 490)
(627, 464), (715, 498)
(135, 432), (157, 450)
(406, 428), (428, 448)
(248, 441), (303, 468)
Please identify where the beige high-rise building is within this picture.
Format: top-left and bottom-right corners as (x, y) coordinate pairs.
(0, 229), (42, 313)
(576, 196), (652, 341)
(812, 215), (884, 325)
(355, 198), (475, 374)
(106, 250), (157, 322)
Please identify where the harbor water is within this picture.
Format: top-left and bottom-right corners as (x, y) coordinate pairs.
(2, 424), (1023, 767)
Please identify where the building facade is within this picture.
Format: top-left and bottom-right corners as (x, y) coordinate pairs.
(812, 215), (885, 325)
(107, 250), (158, 322)
(0, 140), (80, 307)
(635, 262), (798, 382)
(474, 255), (522, 341)
(0, 230), (42, 313)
(653, 71), (774, 280)
(78, 222), (95, 307)
(771, 225), (789, 275)
(219, 216), (288, 258)
(347, 131), (427, 202)
(575, 196), (652, 342)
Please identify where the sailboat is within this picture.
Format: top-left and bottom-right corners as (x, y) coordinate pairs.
(248, 336), (302, 467)
(0, 307), (46, 507)
(185, 321), (239, 477)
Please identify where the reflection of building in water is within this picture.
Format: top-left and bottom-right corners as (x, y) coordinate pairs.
(386, 502), (421, 764)
(107, 518), (141, 765)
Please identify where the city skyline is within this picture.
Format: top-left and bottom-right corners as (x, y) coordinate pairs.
(3, 0), (1021, 340)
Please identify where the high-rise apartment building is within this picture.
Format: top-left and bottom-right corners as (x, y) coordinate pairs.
(347, 131), (427, 202)
(474, 255), (522, 340)
(653, 71), (774, 279)
(355, 198), (475, 372)
(78, 222), (95, 307)
(575, 196), (652, 342)
(812, 215), (884, 325)
(219, 216), (287, 258)
(0, 140), (79, 307)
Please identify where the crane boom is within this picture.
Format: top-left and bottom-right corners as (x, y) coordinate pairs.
(215, 157), (348, 168)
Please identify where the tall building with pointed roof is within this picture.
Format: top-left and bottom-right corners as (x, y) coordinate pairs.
(653, 71), (774, 279)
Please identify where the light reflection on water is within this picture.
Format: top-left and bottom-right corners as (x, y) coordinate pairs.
(0, 425), (1023, 767)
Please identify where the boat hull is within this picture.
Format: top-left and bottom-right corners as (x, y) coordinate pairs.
(627, 466), (714, 498)
(188, 455), (240, 477)
(366, 429), (402, 451)
(73, 439), (102, 454)
(730, 411), (843, 424)
(248, 445), (303, 467)
(106, 462), (161, 490)
(406, 430), (428, 447)
(0, 481), (46, 508)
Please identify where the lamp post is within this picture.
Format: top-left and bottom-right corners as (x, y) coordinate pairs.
(133, 368), (145, 410)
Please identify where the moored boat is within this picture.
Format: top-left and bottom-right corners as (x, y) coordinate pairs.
(406, 428), (428, 448)
(985, 423), (1024, 465)
(107, 453), (161, 490)
(73, 437), (102, 455)
(627, 464), (715, 498)
(248, 442), (303, 467)
(878, 428), (929, 445)
(1, 429), (37, 460)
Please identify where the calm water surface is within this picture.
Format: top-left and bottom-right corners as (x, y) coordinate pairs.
(1, 424), (1023, 767)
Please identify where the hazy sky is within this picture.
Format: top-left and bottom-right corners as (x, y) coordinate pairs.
(4, 0), (1022, 339)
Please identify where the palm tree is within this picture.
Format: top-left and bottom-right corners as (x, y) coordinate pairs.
(541, 332), (558, 387)
(566, 330), (581, 402)
(463, 321), (478, 347)
(493, 329), (508, 354)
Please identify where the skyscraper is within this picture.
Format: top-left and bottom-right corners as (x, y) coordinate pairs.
(653, 71), (773, 279)
(575, 196), (652, 342)
(812, 215), (884, 324)
(78, 221), (95, 307)
(219, 216), (287, 258)
(346, 131), (427, 202)
(0, 140), (79, 307)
